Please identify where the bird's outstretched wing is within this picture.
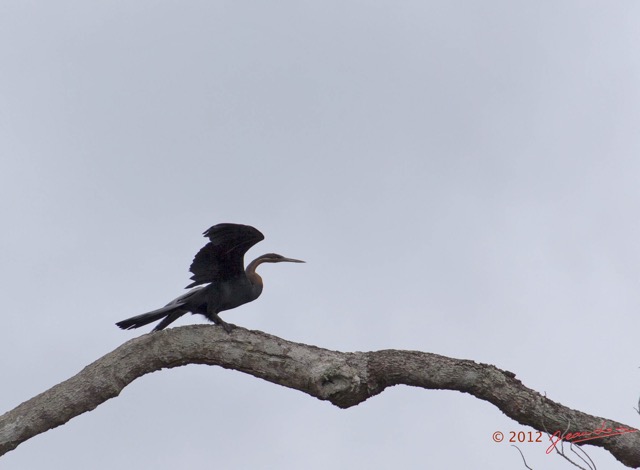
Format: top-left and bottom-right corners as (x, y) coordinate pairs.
(186, 223), (264, 288)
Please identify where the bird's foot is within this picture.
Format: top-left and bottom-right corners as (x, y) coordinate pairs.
(219, 320), (237, 333)
(208, 312), (237, 333)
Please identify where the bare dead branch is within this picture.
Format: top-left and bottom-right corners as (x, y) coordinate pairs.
(511, 445), (534, 470)
(1, 325), (638, 467)
(546, 420), (596, 470)
(571, 443), (597, 470)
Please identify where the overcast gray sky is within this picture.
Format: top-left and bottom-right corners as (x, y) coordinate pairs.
(1, 2), (639, 468)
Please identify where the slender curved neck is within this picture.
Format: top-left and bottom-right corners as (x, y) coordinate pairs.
(246, 257), (267, 286)
(246, 256), (269, 274)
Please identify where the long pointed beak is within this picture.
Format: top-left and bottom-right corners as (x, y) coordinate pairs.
(282, 257), (305, 263)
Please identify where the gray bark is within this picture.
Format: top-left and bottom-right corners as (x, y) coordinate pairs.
(1, 325), (638, 467)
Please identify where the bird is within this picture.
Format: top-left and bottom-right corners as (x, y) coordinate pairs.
(116, 223), (304, 333)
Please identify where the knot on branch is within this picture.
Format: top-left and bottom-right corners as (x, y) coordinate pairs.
(307, 355), (370, 408)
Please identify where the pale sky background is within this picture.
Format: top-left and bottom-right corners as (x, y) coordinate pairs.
(1, 2), (640, 469)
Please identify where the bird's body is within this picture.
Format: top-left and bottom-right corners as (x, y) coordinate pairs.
(116, 223), (303, 332)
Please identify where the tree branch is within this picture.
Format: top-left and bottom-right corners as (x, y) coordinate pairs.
(1, 325), (638, 467)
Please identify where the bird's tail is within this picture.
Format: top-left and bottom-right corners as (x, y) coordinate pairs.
(116, 303), (187, 332)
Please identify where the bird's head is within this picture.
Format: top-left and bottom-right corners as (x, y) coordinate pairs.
(245, 253), (305, 281)
(256, 253), (305, 264)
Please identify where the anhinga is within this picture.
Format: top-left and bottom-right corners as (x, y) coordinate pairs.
(116, 223), (304, 333)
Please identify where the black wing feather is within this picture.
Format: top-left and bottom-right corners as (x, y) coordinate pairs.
(187, 223), (264, 288)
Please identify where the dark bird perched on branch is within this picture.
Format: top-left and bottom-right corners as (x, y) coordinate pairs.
(116, 223), (304, 333)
